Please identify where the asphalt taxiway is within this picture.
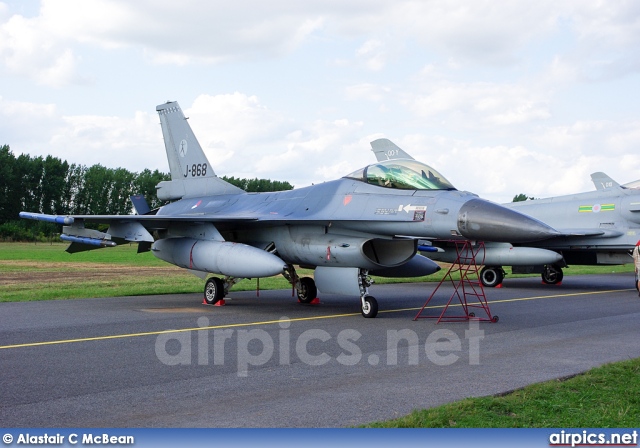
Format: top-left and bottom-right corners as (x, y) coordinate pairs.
(1, 273), (639, 427)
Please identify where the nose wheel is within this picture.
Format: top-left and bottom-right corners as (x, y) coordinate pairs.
(361, 295), (378, 318)
(358, 269), (378, 318)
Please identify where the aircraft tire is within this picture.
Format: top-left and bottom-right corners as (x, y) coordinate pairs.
(297, 277), (317, 304)
(480, 266), (504, 288)
(361, 296), (378, 318)
(204, 277), (224, 304)
(541, 264), (563, 284)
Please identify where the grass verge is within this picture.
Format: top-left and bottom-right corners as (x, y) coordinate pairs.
(365, 357), (640, 427)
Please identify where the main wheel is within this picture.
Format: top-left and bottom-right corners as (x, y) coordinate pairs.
(541, 264), (563, 284)
(297, 277), (317, 304)
(204, 277), (224, 304)
(480, 266), (504, 288)
(361, 296), (378, 318)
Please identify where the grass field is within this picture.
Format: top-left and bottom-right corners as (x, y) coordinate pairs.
(0, 242), (634, 302)
(0, 242), (302, 301)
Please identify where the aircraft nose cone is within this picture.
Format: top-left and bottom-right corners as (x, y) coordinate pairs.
(458, 198), (559, 243)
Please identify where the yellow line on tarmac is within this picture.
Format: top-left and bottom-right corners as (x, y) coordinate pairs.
(489, 288), (633, 304)
(0, 312), (361, 350)
(0, 288), (632, 350)
(378, 287), (634, 315)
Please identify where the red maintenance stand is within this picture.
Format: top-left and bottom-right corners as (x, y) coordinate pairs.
(414, 240), (498, 323)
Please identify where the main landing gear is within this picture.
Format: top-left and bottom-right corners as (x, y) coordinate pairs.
(296, 276), (318, 304)
(541, 264), (563, 285)
(205, 266), (380, 318)
(283, 264), (318, 304)
(479, 266), (505, 288)
(284, 265), (379, 318)
(204, 277), (224, 304)
(203, 275), (242, 305)
(480, 264), (564, 287)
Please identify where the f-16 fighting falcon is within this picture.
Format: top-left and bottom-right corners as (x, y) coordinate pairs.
(21, 101), (558, 317)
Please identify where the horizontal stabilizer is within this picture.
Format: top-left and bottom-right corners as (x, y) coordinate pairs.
(130, 194), (151, 215)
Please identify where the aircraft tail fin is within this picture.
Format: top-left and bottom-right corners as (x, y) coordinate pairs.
(155, 101), (244, 201)
(371, 138), (415, 162)
(591, 172), (621, 191)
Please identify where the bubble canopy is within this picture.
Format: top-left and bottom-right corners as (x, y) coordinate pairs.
(344, 159), (456, 191)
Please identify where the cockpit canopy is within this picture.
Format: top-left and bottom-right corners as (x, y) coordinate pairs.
(344, 159), (456, 191)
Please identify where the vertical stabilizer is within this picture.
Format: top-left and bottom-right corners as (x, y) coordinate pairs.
(157, 101), (216, 180)
(371, 138), (415, 162)
(591, 172), (621, 191)
(155, 101), (244, 200)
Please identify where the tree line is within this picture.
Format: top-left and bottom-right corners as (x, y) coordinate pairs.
(0, 145), (292, 241)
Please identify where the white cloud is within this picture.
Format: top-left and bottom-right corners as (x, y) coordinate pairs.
(355, 39), (388, 71)
(409, 81), (551, 127)
(2, 0), (640, 205)
(161, 94), (366, 187)
(344, 83), (391, 102)
(390, 0), (560, 65)
(39, 0), (328, 63)
(0, 12), (82, 87)
(3, 0), (639, 86)
(50, 111), (159, 170)
(0, 97), (161, 171)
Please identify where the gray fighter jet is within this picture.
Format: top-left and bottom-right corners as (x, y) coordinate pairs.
(20, 101), (558, 317)
(486, 172), (640, 286)
(374, 140), (640, 287)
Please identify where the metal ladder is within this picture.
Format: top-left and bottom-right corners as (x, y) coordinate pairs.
(414, 240), (498, 323)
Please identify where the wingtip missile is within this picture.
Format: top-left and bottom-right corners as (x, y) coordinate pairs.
(19, 212), (75, 225)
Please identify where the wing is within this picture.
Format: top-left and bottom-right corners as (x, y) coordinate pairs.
(19, 212), (258, 253)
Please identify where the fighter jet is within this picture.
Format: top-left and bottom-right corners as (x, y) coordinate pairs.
(20, 101), (558, 317)
(484, 172), (640, 286)
(374, 141), (640, 287)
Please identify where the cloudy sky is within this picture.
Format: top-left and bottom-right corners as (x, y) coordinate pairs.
(1, 0), (639, 203)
